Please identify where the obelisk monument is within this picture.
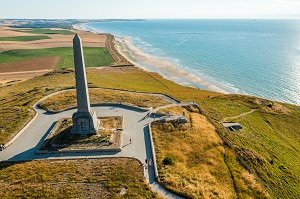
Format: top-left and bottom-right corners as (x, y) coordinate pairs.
(71, 34), (99, 136)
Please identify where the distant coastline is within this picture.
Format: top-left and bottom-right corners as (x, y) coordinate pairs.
(73, 23), (228, 94)
(74, 20), (300, 106)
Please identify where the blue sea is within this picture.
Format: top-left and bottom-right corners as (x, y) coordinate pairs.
(85, 19), (300, 105)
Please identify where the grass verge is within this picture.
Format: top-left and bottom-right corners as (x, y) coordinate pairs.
(39, 88), (172, 111)
(0, 158), (160, 198)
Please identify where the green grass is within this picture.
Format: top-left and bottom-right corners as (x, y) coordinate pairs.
(1, 67), (300, 198)
(0, 70), (75, 144)
(0, 47), (114, 67)
(38, 89), (171, 111)
(199, 95), (300, 198)
(151, 106), (269, 198)
(0, 67), (215, 145)
(56, 48), (114, 68)
(0, 158), (160, 198)
(0, 36), (51, 41)
(18, 28), (74, 35)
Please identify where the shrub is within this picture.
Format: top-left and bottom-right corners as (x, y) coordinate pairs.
(163, 155), (174, 165)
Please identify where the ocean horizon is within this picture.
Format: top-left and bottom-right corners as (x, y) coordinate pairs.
(84, 19), (300, 105)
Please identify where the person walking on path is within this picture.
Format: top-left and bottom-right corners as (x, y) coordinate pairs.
(130, 138), (132, 144)
(145, 159), (148, 169)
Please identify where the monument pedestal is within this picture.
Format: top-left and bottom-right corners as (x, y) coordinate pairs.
(71, 109), (99, 136)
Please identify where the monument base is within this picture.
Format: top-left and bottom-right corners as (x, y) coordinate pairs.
(71, 109), (99, 136)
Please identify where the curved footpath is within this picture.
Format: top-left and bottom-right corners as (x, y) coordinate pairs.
(0, 89), (188, 199)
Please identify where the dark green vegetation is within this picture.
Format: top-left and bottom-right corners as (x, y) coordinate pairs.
(0, 35), (50, 41)
(0, 47), (114, 67)
(0, 158), (159, 198)
(162, 155), (174, 165)
(18, 28), (73, 35)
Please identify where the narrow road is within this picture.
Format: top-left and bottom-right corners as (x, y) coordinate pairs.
(0, 90), (186, 199)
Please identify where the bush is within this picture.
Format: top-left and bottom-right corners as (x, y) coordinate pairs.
(163, 155), (174, 165)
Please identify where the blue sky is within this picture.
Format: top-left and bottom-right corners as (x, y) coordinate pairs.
(1, 0), (300, 19)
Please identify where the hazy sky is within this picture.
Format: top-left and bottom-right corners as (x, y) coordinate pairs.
(1, 0), (300, 19)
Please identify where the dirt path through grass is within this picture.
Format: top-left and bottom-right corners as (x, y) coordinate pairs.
(221, 109), (257, 122)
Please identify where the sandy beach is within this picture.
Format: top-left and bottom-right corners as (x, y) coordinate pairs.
(75, 24), (228, 94)
(115, 36), (228, 94)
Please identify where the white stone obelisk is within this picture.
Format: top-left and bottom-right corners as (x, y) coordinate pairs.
(71, 34), (99, 136)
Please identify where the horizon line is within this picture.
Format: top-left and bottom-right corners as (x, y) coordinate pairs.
(1, 17), (300, 20)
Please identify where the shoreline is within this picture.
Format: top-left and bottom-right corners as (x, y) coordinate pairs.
(115, 36), (228, 94)
(74, 23), (229, 94)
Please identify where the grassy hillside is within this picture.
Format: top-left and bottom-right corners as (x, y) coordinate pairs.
(199, 95), (300, 198)
(0, 158), (159, 198)
(17, 28), (73, 35)
(0, 66), (299, 198)
(0, 36), (51, 41)
(0, 67), (215, 144)
(0, 70), (75, 144)
(152, 106), (269, 198)
(0, 47), (114, 67)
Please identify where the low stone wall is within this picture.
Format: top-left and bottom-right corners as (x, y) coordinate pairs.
(38, 118), (65, 150)
(148, 123), (159, 180)
(36, 147), (122, 154)
(37, 118), (124, 154)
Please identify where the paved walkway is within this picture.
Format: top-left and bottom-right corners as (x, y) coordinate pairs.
(0, 90), (188, 199)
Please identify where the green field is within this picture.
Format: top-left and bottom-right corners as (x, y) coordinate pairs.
(56, 48), (114, 68)
(0, 36), (51, 41)
(18, 28), (73, 35)
(0, 47), (114, 68)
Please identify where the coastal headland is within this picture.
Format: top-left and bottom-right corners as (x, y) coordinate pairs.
(0, 23), (299, 198)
